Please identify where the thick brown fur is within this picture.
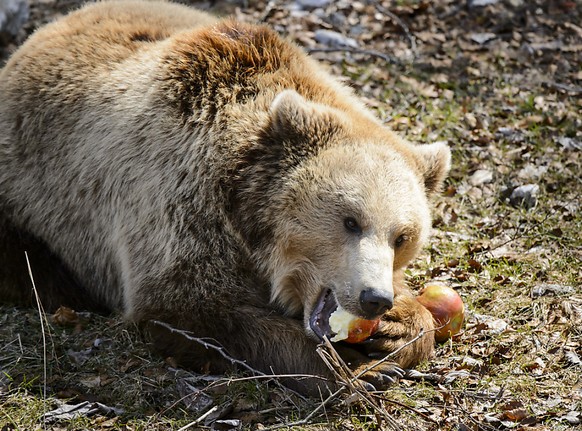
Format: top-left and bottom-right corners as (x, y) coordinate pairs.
(0, 1), (450, 394)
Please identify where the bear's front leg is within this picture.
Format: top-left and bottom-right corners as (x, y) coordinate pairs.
(141, 304), (342, 395)
(358, 294), (435, 373)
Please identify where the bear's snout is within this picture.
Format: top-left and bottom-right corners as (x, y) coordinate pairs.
(359, 289), (393, 318)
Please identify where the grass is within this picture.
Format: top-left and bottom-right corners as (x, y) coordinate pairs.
(1, 0), (581, 429)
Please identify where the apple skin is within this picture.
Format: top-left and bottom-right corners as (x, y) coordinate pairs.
(345, 318), (380, 343)
(416, 283), (464, 342)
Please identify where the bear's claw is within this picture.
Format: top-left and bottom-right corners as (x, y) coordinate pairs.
(357, 361), (405, 389)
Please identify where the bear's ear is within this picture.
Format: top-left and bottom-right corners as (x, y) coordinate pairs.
(269, 89), (317, 133)
(268, 89), (343, 154)
(414, 141), (451, 195)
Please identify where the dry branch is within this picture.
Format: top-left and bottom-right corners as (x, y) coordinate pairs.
(150, 319), (317, 403)
(307, 47), (398, 64)
(25, 252), (49, 430)
(269, 327), (433, 430)
(370, 0), (418, 58)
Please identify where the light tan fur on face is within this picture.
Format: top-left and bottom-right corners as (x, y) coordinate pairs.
(267, 138), (435, 329)
(0, 1), (450, 394)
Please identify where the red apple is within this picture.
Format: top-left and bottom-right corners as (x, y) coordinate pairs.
(417, 282), (464, 342)
(329, 307), (380, 343)
(345, 318), (380, 343)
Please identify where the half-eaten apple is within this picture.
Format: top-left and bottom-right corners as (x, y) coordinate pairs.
(329, 307), (380, 343)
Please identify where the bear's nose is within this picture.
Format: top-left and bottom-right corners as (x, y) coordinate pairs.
(359, 289), (393, 317)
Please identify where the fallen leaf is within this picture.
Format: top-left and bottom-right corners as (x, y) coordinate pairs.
(469, 313), (511, 336)
(501, 408), (528, 422)
(530, 283), (575, 298)
(52, 306), (80, 326)
(400, 76), (439, 98)
(563, 350), (581, 367)
(43, 401), (123, 423)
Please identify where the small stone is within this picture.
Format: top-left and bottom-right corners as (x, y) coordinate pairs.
(464, 112), (478, 129)
(0, 0), (28, 43)
(314, 29), (358, 48)
(530, 283), (575, 297)
(469, 0), (499, 7)
(518, 164), (548, 180)
(442, 370), (471, 384)
(469, 169), (493, 186)
(296, 0), (331, 8)
(561, 411), (581, 425)
(564, 350), (581, 366)
(507, 0), (524, 6)
(484, 414), (502, 425)
(556, 136), (581, 150)
(509, 184), (539, 209)
(470, 32), (497, 45)
(212, 419), (242, 430)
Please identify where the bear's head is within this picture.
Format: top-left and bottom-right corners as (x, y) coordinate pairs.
(250, 90), (450, 342)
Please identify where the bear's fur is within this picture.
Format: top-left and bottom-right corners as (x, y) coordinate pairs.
(0, 1), (450, 393)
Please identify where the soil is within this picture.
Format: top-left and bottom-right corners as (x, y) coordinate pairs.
(1, 1), (580, 430)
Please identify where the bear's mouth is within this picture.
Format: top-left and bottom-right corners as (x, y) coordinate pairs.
(309, 288), (338, 341)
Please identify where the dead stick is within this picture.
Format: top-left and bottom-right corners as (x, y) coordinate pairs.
(151, 320), (267, 376)
(150, 320), (311, 401)
(307, 47), (398, 63)
(371, 0), (417, 57)
(272, 329), (432, 430)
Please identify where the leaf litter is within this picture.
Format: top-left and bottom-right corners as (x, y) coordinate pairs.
(1, 0), (581, 430)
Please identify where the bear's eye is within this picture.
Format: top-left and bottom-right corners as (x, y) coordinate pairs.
(395, 234), (408, 248)
(344, 217), (362, 234)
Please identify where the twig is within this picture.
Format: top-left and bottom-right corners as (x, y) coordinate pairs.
(354, 328), (428, 380)
(155, 370), (328, 424)
(259, 0), (278, 22)
(371, 1), (418, 58)
(265, 381), (345, 430)
(152, 321), (433, 430)
(150, 320), (311, 402)
(307, 47), (398, 64)
(266, 339), (363, 430)
(210, 373), (329, 384)
(376, 395), (439, 425)
(478, 206), (556, 256)
(337, 330), (433, 430)
(317, 337), (400, 429)
(271, 328), (432, 430)
(451, 393), (499, 431)
(176, 405), (219, 431)
(151, 320), (264, 376)
(26, 252), (48, 431)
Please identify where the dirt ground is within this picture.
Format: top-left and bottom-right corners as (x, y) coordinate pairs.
(1, 0), (581, 430)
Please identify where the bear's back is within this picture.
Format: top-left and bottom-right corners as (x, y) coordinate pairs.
(2, 0), (217, 76)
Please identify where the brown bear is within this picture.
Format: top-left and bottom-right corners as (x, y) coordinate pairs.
(0, 0), (450, 393)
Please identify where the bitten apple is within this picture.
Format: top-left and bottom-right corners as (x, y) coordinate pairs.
(329, 307), (380, 343)
(417, 282), (464, 342)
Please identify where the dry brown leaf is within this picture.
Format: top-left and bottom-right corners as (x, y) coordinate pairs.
(400, 76), (439, 98)
(52, 306), (80, 326)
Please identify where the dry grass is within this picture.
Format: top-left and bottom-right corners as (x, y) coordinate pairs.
(1, 0), (581, 429)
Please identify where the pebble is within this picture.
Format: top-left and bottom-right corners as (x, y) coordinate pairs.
(0, 0), (28, 43)
(509, 184), (539, 209)
(469, 169), (494, 186)
(530, 283), (575, 298)
(556, 136), (581, 151)
(469, 0), (500, 6)
(296, 0), (332, 9)
(470, 32), (497, 45)
(314, 29), (358, 48)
